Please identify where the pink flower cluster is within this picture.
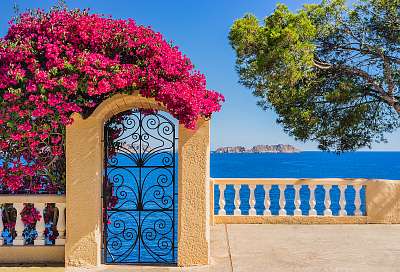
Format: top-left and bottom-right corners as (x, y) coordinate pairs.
(20, 204), (42, 226)
(0, 9), (224, 192)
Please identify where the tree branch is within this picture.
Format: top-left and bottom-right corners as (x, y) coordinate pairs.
(312, 61), (400, 114)
(382, 56), (395, 96)
(313, 59), (332, 70)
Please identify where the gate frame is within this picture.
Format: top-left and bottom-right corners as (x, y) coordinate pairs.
(103, 108), (178, 265)
(65, 93), (211, 267)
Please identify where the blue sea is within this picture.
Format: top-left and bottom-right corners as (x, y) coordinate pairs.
(211, 151), (400, 179)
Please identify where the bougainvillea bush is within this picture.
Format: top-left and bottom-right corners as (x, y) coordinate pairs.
(0, 8), (224, 193)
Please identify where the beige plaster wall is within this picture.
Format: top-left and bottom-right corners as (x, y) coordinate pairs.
(66, 93), (210, 267)
(367, 179), (400, 224)
(178, 119), (210, 266)
(0, 246), (64, 264)
(65, 113), (102, 267)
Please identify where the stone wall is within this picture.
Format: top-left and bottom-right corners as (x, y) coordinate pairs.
(65, 93), (211, 267)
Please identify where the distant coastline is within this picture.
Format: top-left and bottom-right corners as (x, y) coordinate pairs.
(214, 144), (301, 153)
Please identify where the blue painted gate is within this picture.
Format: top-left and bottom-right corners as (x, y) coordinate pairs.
(103, 109), (178, 264)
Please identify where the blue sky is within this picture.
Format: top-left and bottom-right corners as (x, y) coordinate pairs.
(1, 0), (399, 151)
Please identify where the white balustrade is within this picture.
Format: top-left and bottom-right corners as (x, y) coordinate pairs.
(278, 185), (287, 216)
(323, 185), (332, 216)
(339, 185), (347, 216)
(309, 184), (317, 216)
(233, 185), (241, 216)
(55, 203), (66, 245)
(0, 195), (66, 247)
(294, 185), (302, 216)
(248, 185), (257, 216)
(212, 178), (367, 220)
(263, 184), (271, 216)
(34, 203), (46, 246)
(218, 184), (226, 215)
(354, 185), (363, 216)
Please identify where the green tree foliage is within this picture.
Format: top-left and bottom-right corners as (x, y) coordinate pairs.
(229, 0), (400, 151)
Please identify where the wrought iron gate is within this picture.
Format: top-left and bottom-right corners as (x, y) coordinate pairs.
(103, 109), (177, 264)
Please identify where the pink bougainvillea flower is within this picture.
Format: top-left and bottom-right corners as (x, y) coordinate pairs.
(0, 8), (224, 192)
(20, 204), (42, 226)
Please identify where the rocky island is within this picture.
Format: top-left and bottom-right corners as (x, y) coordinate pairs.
(214, 144), (301, 153)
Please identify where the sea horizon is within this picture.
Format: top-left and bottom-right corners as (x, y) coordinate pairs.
(211, 149), (400, 152)
(210, 152), (400, 180)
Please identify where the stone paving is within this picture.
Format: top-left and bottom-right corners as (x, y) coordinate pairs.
(2, 224), (400, 271)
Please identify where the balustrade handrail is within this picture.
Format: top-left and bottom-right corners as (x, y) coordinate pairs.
(0, 194), (65, 203)
(211, 178), (370, 186)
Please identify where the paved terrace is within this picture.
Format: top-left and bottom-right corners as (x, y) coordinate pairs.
(2, 224), (400, 272)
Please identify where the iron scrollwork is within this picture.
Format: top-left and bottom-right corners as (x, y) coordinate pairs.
(103, 109), (177, 264)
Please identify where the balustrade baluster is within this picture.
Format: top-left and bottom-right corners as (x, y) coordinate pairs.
(354, 185), (363, 216)
(234, 185), (241, 215)
(218, 184), (226, 216)
(55, 203), (66, 245)
(0, 206), (3, 246)
(324, 185), (332, 216)
(294, 185), (302, 216)
(248, 185), (257, 215)
(14, 203), (25, 246)
(309, 184), (317, 216)
(278, 184), (286, 216)
(213, 179), (365, 219)
(339, 185), (347, 216)
(263, 185), (272, 216)
(34, 203), (45, 245)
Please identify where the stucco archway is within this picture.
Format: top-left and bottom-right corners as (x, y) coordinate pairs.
(65, 93), (210, 267)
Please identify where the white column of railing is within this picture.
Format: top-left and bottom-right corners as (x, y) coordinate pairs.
(278, 184), (286, 216)
(218, 184), (226, 215)
(294, 185), (302, 216)
(233, 185), (241, 215)
(13, 203), (25, 246)
(55, 203), (66, 245)
(339, 185), (347, 216)
(323, 185), (332, 216)
(34, 203), (46, 245)
(0, 195), (66, 246)
(263, 184), (271, 216)
(309, 184), (317, 216)
(354, 185), (363, 216)
(212, 178), (368, 219)
(0, 206), (3, 246)
(248, 185), (257, 215)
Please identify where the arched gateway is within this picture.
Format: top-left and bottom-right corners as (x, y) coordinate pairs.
(66, 94), (211, 267)
(103, 108), (178, 264)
